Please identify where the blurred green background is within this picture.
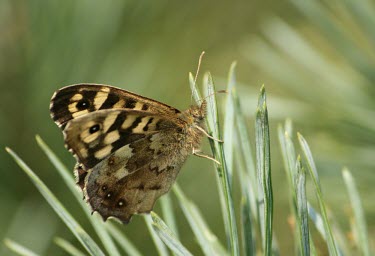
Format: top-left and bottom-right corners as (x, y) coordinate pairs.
(1, 0), (374, 255)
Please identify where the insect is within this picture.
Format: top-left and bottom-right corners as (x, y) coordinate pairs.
(50, 84), (218, 223)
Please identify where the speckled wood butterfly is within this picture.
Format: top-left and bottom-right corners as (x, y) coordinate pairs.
(50, 84), (214, 223)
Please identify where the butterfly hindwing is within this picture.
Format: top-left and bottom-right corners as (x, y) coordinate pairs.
(84, 131), (184, 223)
(50, 84), (181, 128)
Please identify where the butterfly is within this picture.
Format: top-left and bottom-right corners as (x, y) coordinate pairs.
(50, 83), (215, 223)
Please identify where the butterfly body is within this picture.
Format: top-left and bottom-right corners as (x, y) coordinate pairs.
(50, 84), (206, 223)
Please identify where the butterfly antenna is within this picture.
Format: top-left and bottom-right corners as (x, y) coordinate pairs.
(194, 51), (205, 86)
(191, 52), (226, 104)
(200, 89), (228, 103)
(190, 51), (205, 104)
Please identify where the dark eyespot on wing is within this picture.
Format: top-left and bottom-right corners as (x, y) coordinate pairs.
(79, 91), (97, 112)
(117, 199), (128, 207)
(89, 124), (100, 134)
(76, 99), (90, 110)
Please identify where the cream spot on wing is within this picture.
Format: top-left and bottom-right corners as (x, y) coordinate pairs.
(72, 109), (89, 118)
(84, 121), (97, 129)
(101, 87), (110, 93)
(104, 130), (120, 144)
(68, 102), (78, 113)
(114, 144), (133, 159)
(93, 91), (109, 110)
(132, 116), (151, 133)
(103, 112), (119, 133)
(113, 145), (133, 178)
(134, 102), (144, 110)
(149, 133), (162, 148)
(71, 93), (83, 101)
(149, 133), (163, 157)
(95, 145), (113, 159)
(79, 147), (88, 158)
(113, 99), (125, 108)
(82, 131), (101, 144)
(150, 133), (161, 141)
(121, 115), (137, 130)
(114, 167), (129, 179)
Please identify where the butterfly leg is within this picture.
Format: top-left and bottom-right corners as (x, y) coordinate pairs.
(192, 147), (221, 165)
(195, 126), (223, 143)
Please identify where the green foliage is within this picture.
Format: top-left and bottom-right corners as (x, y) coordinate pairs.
(342, 169), (371, 256)
(54, 237), (86, 256)
(150, 212), (192, 256)
(6, 147), (106, 256)
(3, 239), (39, 256)
(255, 85), (274, 255)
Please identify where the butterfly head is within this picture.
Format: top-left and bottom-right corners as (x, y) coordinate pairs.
(188, 100), (207, 124)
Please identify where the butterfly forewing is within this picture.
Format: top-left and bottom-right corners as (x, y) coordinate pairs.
(63, 109), (182, 169)
(50, 84), (181, 128)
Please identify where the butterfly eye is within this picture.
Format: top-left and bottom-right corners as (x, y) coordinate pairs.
(89, 124), (101, 134)
(76, 99), (90, 110)
(117, 199), (127, 207)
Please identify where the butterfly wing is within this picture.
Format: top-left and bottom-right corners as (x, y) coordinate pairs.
(63, 109), (183, 169)
(84, 131), (185, 223)
(50, 84), (181, 128)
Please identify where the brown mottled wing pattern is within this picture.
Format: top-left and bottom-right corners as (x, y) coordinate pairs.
(84, 130), (184, 223)
(50, 84), (192, 223)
